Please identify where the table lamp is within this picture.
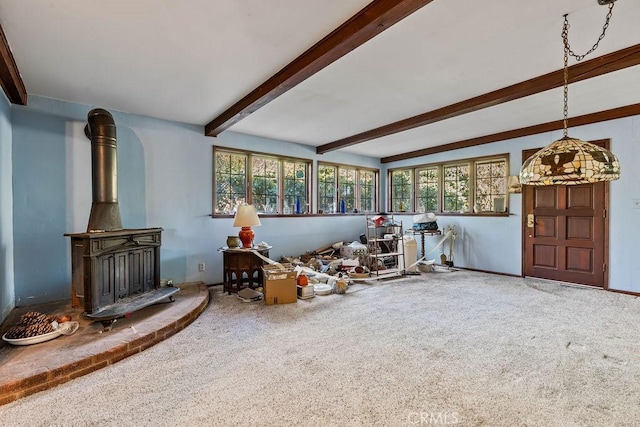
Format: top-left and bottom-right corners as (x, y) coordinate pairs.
(233, 204), (261, 248)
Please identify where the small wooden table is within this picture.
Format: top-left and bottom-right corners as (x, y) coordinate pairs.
(222, 246), (271, 294)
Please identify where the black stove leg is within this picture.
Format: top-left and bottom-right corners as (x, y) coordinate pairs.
(99, 319), (116, 333)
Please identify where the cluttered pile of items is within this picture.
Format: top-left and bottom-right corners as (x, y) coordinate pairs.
(228, 211), (457, 306)
(236, 241), (369, 305)
(236, 232), (417, 306)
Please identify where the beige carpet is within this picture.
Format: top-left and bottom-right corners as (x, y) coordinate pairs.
(1, 269), (640, 426)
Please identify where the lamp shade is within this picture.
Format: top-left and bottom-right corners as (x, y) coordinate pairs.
(520, 136), (620, 186)
(233, 204), (261, 227)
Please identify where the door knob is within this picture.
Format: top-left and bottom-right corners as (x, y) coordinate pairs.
(527, 213), (535, 228)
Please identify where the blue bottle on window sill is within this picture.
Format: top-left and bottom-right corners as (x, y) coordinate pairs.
(340, 198), (346, 214)
(295, 198), (301, 215)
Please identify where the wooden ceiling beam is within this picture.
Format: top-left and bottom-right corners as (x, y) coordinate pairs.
(0, 22), (27, 105)
(317, 43), (640, 154)
(205, 0), (434, 137)
(381, 103), (640, 163)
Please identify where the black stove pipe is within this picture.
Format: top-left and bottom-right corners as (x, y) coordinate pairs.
(84, 108), (123, 232)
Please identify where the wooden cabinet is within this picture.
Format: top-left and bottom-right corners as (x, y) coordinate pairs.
(65, 228), (162, 314)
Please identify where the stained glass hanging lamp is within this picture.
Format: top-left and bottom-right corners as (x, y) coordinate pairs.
(520, 1), (621, 186)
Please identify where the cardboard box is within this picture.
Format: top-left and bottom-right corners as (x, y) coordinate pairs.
(263, 264), (297, 305)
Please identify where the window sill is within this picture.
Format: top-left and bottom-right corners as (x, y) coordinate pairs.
(390, 211), (512, 217)
(212, 212), (369, 218)
(212, 212), (512, 218)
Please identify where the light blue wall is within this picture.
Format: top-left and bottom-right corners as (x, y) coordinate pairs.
(384, 115), (640, 292)
(9, 96), (379, 306)
(0, 90), (14, 324)
(12, 105), (72, 305)
(584, 117), (640, 292)
(7, 94), (640, 310)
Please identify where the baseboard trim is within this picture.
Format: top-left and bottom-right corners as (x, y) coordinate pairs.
(608, 288), (640, 297)
(459, 266), (522, 278)
(208, 272), (640, 298)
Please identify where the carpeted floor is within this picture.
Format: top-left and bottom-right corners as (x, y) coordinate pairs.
(1, 269), (639, 426)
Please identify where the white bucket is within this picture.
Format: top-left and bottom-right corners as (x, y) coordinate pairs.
(400, 235), (418, 273)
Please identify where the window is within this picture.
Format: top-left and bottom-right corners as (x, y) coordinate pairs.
(475, 159), (507, 212)
(251, 156), (278, 213)
(283, 159), (308, 214)
(416, 166), (439, 212)
(388, 154), (508, 214)
(390, 169), (412, 212)
(338, 168), (356, 212)
(443, 163), (470, 213)
(318, 165), (336, 213)
(318, 163), (379, 213)
(359, 170), (376, 213)
(213, 147), (311, 215)
(215, 151), (247, 213)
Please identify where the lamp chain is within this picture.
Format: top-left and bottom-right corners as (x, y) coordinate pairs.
(561, 2), (615, 137)
(562, 28), (570, 137)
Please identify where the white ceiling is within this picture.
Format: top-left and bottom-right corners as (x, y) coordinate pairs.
(1, 0), (639, 159)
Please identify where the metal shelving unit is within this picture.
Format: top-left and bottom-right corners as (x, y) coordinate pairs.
(365, 214), (405, 279)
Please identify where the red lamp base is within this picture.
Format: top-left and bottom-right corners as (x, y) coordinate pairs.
(238, 226), (255, 248)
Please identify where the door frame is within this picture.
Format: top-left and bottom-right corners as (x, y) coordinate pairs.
(520, 138), (611, 289)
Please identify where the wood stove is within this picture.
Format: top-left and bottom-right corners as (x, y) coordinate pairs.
(65, 109), (176, 325)
(65, 228), (162, 313)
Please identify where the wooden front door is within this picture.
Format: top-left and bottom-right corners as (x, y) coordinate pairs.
(522, 142), (609, 288)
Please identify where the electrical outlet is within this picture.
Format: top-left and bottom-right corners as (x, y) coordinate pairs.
(198, 262), (205, 271)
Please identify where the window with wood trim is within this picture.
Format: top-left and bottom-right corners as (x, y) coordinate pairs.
(475, 159), (507, 213)
(338, 168), (357, 212)
(318, 163), (379, 213)
(359, 170), (376, 213)
(283, 159), (309, 214)
(318, 165), (336, 213)
(390, 169), (412, 212)
(388, 154), (509, 214)
(213, 147), (311, 215)
(215, 151), (247, 213)
(251, 156), (278, 213)
(416, 166), (439, 212)
(443, 162), (470, 213)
